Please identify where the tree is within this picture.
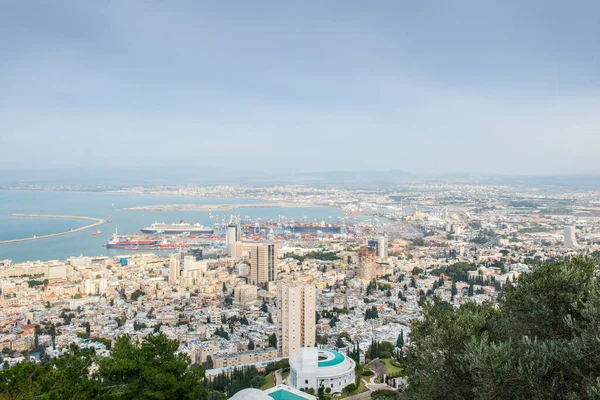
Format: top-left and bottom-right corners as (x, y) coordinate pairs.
(343, 383), (357, 393)
(97, 333), (207, 399)
(260, 301), (268, 313)
(316, 334), (328, 345)
(267, 312), (273, 324)
(0, 345), (99, 398)
(451, 282), (458, 300)
(248, 339), (255, 350)
(396, 330), (404, 349)
(365, 306), (379, 320)
(202, 355), (214, 370)
(268, 334), (277, 349)
(335, 337), (345, 348)
(222, 283), (227, 292)
(130, 290), (145, 301)
(404, 257), (600, 399)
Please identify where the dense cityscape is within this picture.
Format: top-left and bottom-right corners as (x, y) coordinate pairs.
(1, 182), (599, 398)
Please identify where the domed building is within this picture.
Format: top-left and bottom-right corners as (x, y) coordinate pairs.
(230, 385), (316, 400)
(289, 348), (356, 393)
(230, 388), (272, 400)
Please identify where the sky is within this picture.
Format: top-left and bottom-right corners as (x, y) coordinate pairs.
(1, 0), (599, 176)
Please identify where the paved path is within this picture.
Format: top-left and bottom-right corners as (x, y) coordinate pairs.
(275, 369), (283, 385)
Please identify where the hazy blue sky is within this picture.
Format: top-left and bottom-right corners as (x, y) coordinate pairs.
(1, 1), (599, 175)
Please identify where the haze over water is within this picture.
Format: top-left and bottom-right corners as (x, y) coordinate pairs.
(0, 191), (342, 263)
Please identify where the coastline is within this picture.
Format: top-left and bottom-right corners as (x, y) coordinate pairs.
(121, 202), (326, 212)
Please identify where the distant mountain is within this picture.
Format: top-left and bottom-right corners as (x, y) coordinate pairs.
(1, 167), (599, 190)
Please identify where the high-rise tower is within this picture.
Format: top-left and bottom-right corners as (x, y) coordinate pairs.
(277, 282), (316, 357)
(168, 256), (180, 285)
(250, 244), (277, 285)
(226, 218), (242, 257)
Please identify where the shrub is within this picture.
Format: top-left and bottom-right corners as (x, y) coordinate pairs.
(343, 383), (357, 393)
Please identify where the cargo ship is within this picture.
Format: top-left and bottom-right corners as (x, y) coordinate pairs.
(105, 234), (159, 249)
(140, 220), (214, 235)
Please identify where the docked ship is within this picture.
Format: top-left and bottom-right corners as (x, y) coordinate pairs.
(105, 234), (158, 249)
(140, 220), (214, 235)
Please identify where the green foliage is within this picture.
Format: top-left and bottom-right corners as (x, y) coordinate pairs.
(430, 261), (478, 282)
(316, 334), (328, 345)
(404, 257), (600, 399)
(265, 358), (289, 373)
(348, 342), (360, 364)
(343, 383), (357, 393)
(283, 251), (341, 262)
(202, 355), (214, 370)
(470, 229), (496, 244)
(214, 326), (230, 340)
(28, 279), (47, 288)
(130, 289), (145, 301)
(0, 334), (207, 400)
(0, 345), (99, 399)
(268, 333), (277, 349)
(98, 334), (206, 399)
(410, 238), (426, 246)
(364, 306), (379, 320)
(368, 339), (395, 360)
(396, 330), (404, 349)
(371, 389), (402, 400)
(206, 365), (261, 397)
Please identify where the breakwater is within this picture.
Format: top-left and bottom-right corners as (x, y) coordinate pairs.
(0, 214), (105, 245)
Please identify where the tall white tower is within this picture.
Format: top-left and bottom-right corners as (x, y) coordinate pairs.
(277, 282), (316, 357)
(377, 235), (388, 259)
(564, 226), (580, 248)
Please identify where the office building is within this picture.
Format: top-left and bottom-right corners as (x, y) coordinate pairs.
(277, 282), (316, 357)
(250, 244), (278, 286)
(227, 221), (242, 257)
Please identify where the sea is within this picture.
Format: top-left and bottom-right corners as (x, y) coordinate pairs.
(0, 190), (343, 263)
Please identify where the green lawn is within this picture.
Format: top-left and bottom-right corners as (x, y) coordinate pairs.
(379, 358), (404, 375)
(260, 372), (275, 390)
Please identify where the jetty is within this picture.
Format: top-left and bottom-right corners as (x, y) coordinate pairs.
(0, 214), (105, 245)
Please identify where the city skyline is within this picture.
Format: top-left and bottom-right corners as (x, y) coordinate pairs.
(1, 1), (599, 175)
